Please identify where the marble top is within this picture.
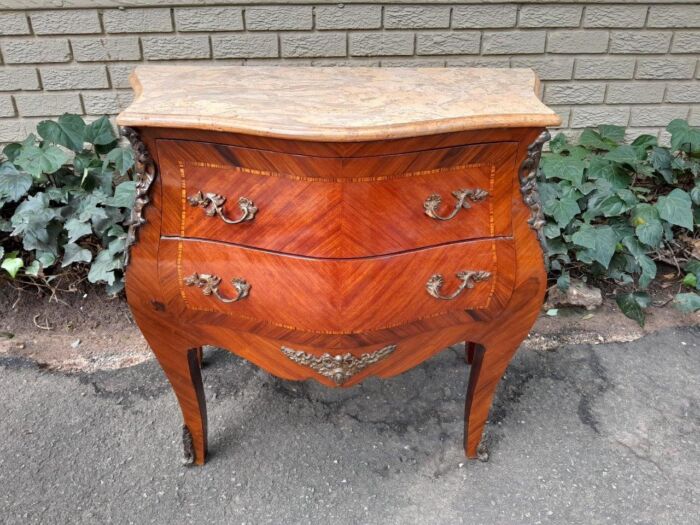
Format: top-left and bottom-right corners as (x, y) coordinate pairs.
(116, 65), (561, 142)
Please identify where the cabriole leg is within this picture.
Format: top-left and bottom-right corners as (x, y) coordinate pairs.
(147, 337), (208, 466)
(465, 342), (476, 365)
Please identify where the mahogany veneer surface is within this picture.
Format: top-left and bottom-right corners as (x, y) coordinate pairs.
(117, 65), (559, 466)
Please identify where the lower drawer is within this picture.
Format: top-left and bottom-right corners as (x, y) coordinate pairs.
(159, 238), (515, 334)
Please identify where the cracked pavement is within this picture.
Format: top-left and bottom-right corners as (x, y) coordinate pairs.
(1, 326), (698, 524)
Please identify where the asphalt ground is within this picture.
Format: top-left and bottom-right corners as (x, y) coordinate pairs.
(1, 326), (698, 524)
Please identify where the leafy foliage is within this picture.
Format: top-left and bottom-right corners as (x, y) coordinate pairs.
(539, 119), (700, 324)
(0, 114), (135, 294)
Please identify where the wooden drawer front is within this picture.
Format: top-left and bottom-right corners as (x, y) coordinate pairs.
(158, 140), (516, 257)
(159, 238), (515, 334)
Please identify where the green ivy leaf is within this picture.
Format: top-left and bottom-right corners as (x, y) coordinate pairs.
(649, 146), (674, 184)
(673, 293), (700, 313)
(631, 134), (658, 151)
(24, 260), (42, 277)
(685, 260), (700, 289)
(655, 188), (694, 230)
(103, 147), (135, 175)
(598, 125), (626, 143)
(690, 184), (700, 206)
(683, 273), (698, 289)
(105, 181), (136, 208)
(579, 129), (615, 151)
(549, 133), (568, 154)
(622, 236), (656, 288)
(64, 217), (93, 243)
(604, 145), (642, 165)
(541, 155), (586, 186)
(37, 114), (86, 152)
(631, 204), (663, 248)
(0, 162), (32, 201)
(3, 143), (22, 163)
(587, 157), (631, 189)
(556, 271), (570, 291)
(1, 252), (24, 278)
(667, 119), (700, 155)
(84, 116), (117, 146)
(62, 242), (93, 267)
(616, 292), (650, 327)
(87, 249), (122, 285)
(543, 222), (561, 239)
(572, 224), (617, 269)
(15, 143), (70, 179)
(543, 196), (580, 227)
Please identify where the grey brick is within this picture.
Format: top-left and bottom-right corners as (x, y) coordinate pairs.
(384, 6), (450, 29)
(315, 6), (381, 30)
(30, 10), (101, 35)
(452, 5), (517, 28)
(0, 68), (40, 91)
(0, 121), (26, 143)
(610, 32), (671, 54)
(0, 96), (15, 118)
(174, 7), (243, 32)
(584, 6), (648, 28)
(689, 109), (700, 126)
(281, 33), (346, 58)
(570, 106), (630, 127)
(245, 6), (312, 31)
(15, 93), (82, 117)
(636, 58), (696, 80)
(416, 32), (480, 56)
(212, 34), (279, 58)
(549, 106), (571, 128)
(544, 83), (605, 105)
(0, 12), (29, 35)
(446, 57), (510, 68)
(350, 33), (414, 57)
(511, 58), (574, 80)
(2, 39), (71, 64)
(519, 6), (582, 28)
(381, 59), (446, 67)
(142, 36), (210, 60)
(482, 31), (546, 55)
(103, 9), (172, 34)
(311, 58), (381, 67)
(630, 106), (690, 126)
(672, 32), (700, 54)
(245, 59), (308, 66)
(82, 91), (134, 115)
(108, 64), (136, 89)
(40, 66), (109, 91)
(666, 83), (700, 103)
(606, 82), (666, 104)
(574, 58), (636, 80)
(72, 37), (141, 62)
(648, 6), (700, 28)
(547, 31), (609, 54)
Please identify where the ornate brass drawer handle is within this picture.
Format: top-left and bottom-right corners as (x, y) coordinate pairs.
(281, 345), (397, 385)
(426, 270), (491, 301)
(424, 188), (489, 221)
(187, 191), (257, 224)
(184, 273), (250, 303)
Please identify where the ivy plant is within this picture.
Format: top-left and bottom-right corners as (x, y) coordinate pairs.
(539, 119), (700, 325)
(0, 113), (135, 294)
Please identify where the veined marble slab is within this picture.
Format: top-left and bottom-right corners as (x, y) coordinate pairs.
(117, 65), (561, 142)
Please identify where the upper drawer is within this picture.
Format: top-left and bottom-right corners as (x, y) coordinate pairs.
(158, 140), (517, 257)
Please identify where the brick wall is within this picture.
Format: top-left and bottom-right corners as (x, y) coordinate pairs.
(0, 2), (699, 144)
